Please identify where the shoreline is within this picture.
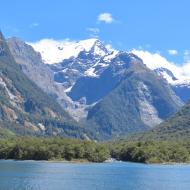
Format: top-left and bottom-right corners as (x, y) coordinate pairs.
(1, 159), (190, 165)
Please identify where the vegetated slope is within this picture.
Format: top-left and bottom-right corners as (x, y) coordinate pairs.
(124, 99), (190, 141)
(138, 101), (190, 140)
(110, 139), (190, 163)
(85, 52), (183, 139)
(0, 31), (88, 138)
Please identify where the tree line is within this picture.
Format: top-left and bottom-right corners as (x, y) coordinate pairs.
(0, 137), (190, 163)
(0, 137), (109, 162)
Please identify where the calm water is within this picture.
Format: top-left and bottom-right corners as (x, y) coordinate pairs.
(0, 160), (190, 190)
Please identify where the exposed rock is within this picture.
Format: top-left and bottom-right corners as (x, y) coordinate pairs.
(137, 82), (162, 127)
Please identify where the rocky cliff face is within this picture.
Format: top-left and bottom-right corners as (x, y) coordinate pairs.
(7, 38), (74, 109)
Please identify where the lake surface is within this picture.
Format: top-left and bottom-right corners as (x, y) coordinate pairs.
(0, 160), (190, 190)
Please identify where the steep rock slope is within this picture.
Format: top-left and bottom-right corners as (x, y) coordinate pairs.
(0, 31), (87, 138)
(7, 37), (73, 109)
(8, 38), (114, 120)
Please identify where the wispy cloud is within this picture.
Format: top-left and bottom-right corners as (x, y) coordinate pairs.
(184, 50), (190, 62)
(97, 13), (114, 24)
(132, 49), (190, 81)
(29, 22), (39, 28)
(168, 49), (178, 55)
(86, 27), (100, 38)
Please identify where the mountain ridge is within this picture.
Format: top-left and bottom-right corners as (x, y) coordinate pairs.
(0, 31), (90, 138)
(84, 52), (183, 139)
(29, 38), (190, 97)
(6, 35), (188, 139)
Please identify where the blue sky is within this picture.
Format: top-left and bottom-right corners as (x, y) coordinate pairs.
(1, 0), (190, 63)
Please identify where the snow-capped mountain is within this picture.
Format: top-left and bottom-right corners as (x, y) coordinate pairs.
(30, 39), (190, 88)
(155, 67), (190, 87)
(132, 50), (190, 85)
(28, 38), (190, 105)
(29, 38), (118, 65)
(31, 39), (119, 91)
(132, 50), (190, 102)
(8, 37), (184, 139)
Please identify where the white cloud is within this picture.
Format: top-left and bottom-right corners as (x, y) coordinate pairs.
(168, 49), (178, 55)
(184, 50), (190, 56)
(29, 22), (39, 28)
(98, 13), (114, 24)
(86, 27), (100, 38)
(182, 62), (190, 76)
(132, 49), (190, 83)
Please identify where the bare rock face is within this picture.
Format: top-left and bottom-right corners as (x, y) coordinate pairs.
(7, 37), (59, 95)
(7, 37), (42, 65)
(7, 37), (75, 115)
(137, 82), (163, 127)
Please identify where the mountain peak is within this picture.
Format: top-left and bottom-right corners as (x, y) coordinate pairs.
(0, 31), (6, 50)
(76, 38), (99, 50)
(0, 31), (15, 64)
(7, 37), (43, 66)
(0, 30), (4, 40)
(28, 38), (114, 64)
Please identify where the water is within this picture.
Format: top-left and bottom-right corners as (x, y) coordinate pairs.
(0, 160), (190, 190)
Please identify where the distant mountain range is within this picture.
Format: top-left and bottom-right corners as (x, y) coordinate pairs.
(5, 35), (188, 139)
(0, 29), (185, 140)
(27, 38), (190, 104)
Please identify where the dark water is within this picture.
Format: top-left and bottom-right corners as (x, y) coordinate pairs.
(0, 160), (190, 190)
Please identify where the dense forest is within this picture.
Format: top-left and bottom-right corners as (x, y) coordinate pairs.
(110, 139), (190, 163)
(0, 137), (190, 163)
(0, 137), (109, 162)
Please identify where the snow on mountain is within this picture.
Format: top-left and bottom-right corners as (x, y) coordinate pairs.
(84, 67), (98, 77)
(28, 38), (116, 64)
(29, 38), (119, 87)
(29, 37), (190, 88)
(132, 49), (190, 86)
